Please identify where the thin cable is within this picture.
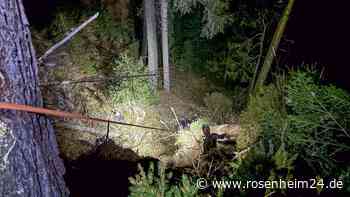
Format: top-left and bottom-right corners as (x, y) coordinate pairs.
(39, 73), (158, 87)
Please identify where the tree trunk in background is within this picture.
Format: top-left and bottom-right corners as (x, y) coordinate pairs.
(0, 1), (69, 196)
(141, 9), (148, 63)
(144, 0), (159, 90)
(161, 0), (170, 91)
(254, 0), (295, 91)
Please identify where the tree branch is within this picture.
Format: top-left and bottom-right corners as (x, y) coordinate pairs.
(38, 12), (99, 64)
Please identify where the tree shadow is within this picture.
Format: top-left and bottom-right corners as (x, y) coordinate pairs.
(63, 139), (157, 197)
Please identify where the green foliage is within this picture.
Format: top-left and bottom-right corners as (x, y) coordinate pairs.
(173, 0), (232, 39)
(237, 84), (285, 150)
(95, 10), (133, 45)
(229, 142), (296, 196)
(171, 2), (277, 86)
(49, 9), (80, 40)
(129, 162), (198, 197)
(203, 92), (233, 123)
(285, 71), (350, 175)
(338, 167), (350, 193)
(208, 37), (260, 84)
(235, 70), (350, 195)
(207, 8), (272, 85)
(48, 8), (135, 77)
(108, 55), (157, 105)
(170, 11), (211, 72)
(230, 86), (249, 112)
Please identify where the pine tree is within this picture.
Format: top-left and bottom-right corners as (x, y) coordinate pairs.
(0, 0), (69, 196)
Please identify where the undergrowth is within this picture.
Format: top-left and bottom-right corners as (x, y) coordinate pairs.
(130, 70), (350, 196)
(108, 54), (158, 106)
(129, 162), (198, 197)
(235, 70), (350, 195)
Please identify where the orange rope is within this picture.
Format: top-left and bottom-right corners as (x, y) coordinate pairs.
(0, 102), (169, 131)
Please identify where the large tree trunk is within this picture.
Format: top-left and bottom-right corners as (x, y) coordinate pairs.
(0, 1), (69, 196)
(144, 0), (159, 90)
(161, 0), (170, 91)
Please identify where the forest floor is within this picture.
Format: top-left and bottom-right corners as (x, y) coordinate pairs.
(30, 14), (242, 195)
(38, 54), (239, 165)
(32, 23), (240, 168)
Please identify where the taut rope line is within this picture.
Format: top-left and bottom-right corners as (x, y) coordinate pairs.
(0, 102), (169, 132)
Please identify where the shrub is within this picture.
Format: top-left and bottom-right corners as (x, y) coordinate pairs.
(108, 54), (158, 106)
(338, 167), (350, 193)
(229, 143), (297, 196)
(234, 71), (350, 195)
(237, 84), (285, 150)
(285, 71), (350, 176)
(107, 55), (162, 157)
(129, 162), (198, 197)
(203, 92), (233, 123)
(95, 9), (133, 46)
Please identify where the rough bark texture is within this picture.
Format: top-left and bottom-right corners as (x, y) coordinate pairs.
(0, 0), (69, 196)
(161, 0), (170, 91)
(144, 0), (159, 90)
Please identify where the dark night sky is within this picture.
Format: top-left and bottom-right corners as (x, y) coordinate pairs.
(23, 0), (57, 26)
(284, 0), (350, 90)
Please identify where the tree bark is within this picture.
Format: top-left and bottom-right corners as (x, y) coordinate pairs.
(254, 0), (295, 91)
(0, 0), (69, 196)
(141, 7), (148, 63)
(161, 0), (170, 91)
(144, 0), (159, 90)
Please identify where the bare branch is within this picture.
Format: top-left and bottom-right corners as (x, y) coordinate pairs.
(170, 107), (182, 130)
(38, 12), (99, 64)
(249, 14), (267, 93)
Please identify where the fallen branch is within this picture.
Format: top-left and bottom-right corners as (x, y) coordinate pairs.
(38, 12), (99, 64)
(170, 107), (181, 130)
(232, 147), (251, 160)
(249, 14), (267, 93)
(160, 119), (170, 130)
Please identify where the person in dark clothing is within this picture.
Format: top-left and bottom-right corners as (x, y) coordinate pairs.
(202, 124), (226, 155)
(200, 125), (237, 178)
(179, 116), (191, 129)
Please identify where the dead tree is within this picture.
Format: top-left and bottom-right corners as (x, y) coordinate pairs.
(0, 0), (69, 196)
